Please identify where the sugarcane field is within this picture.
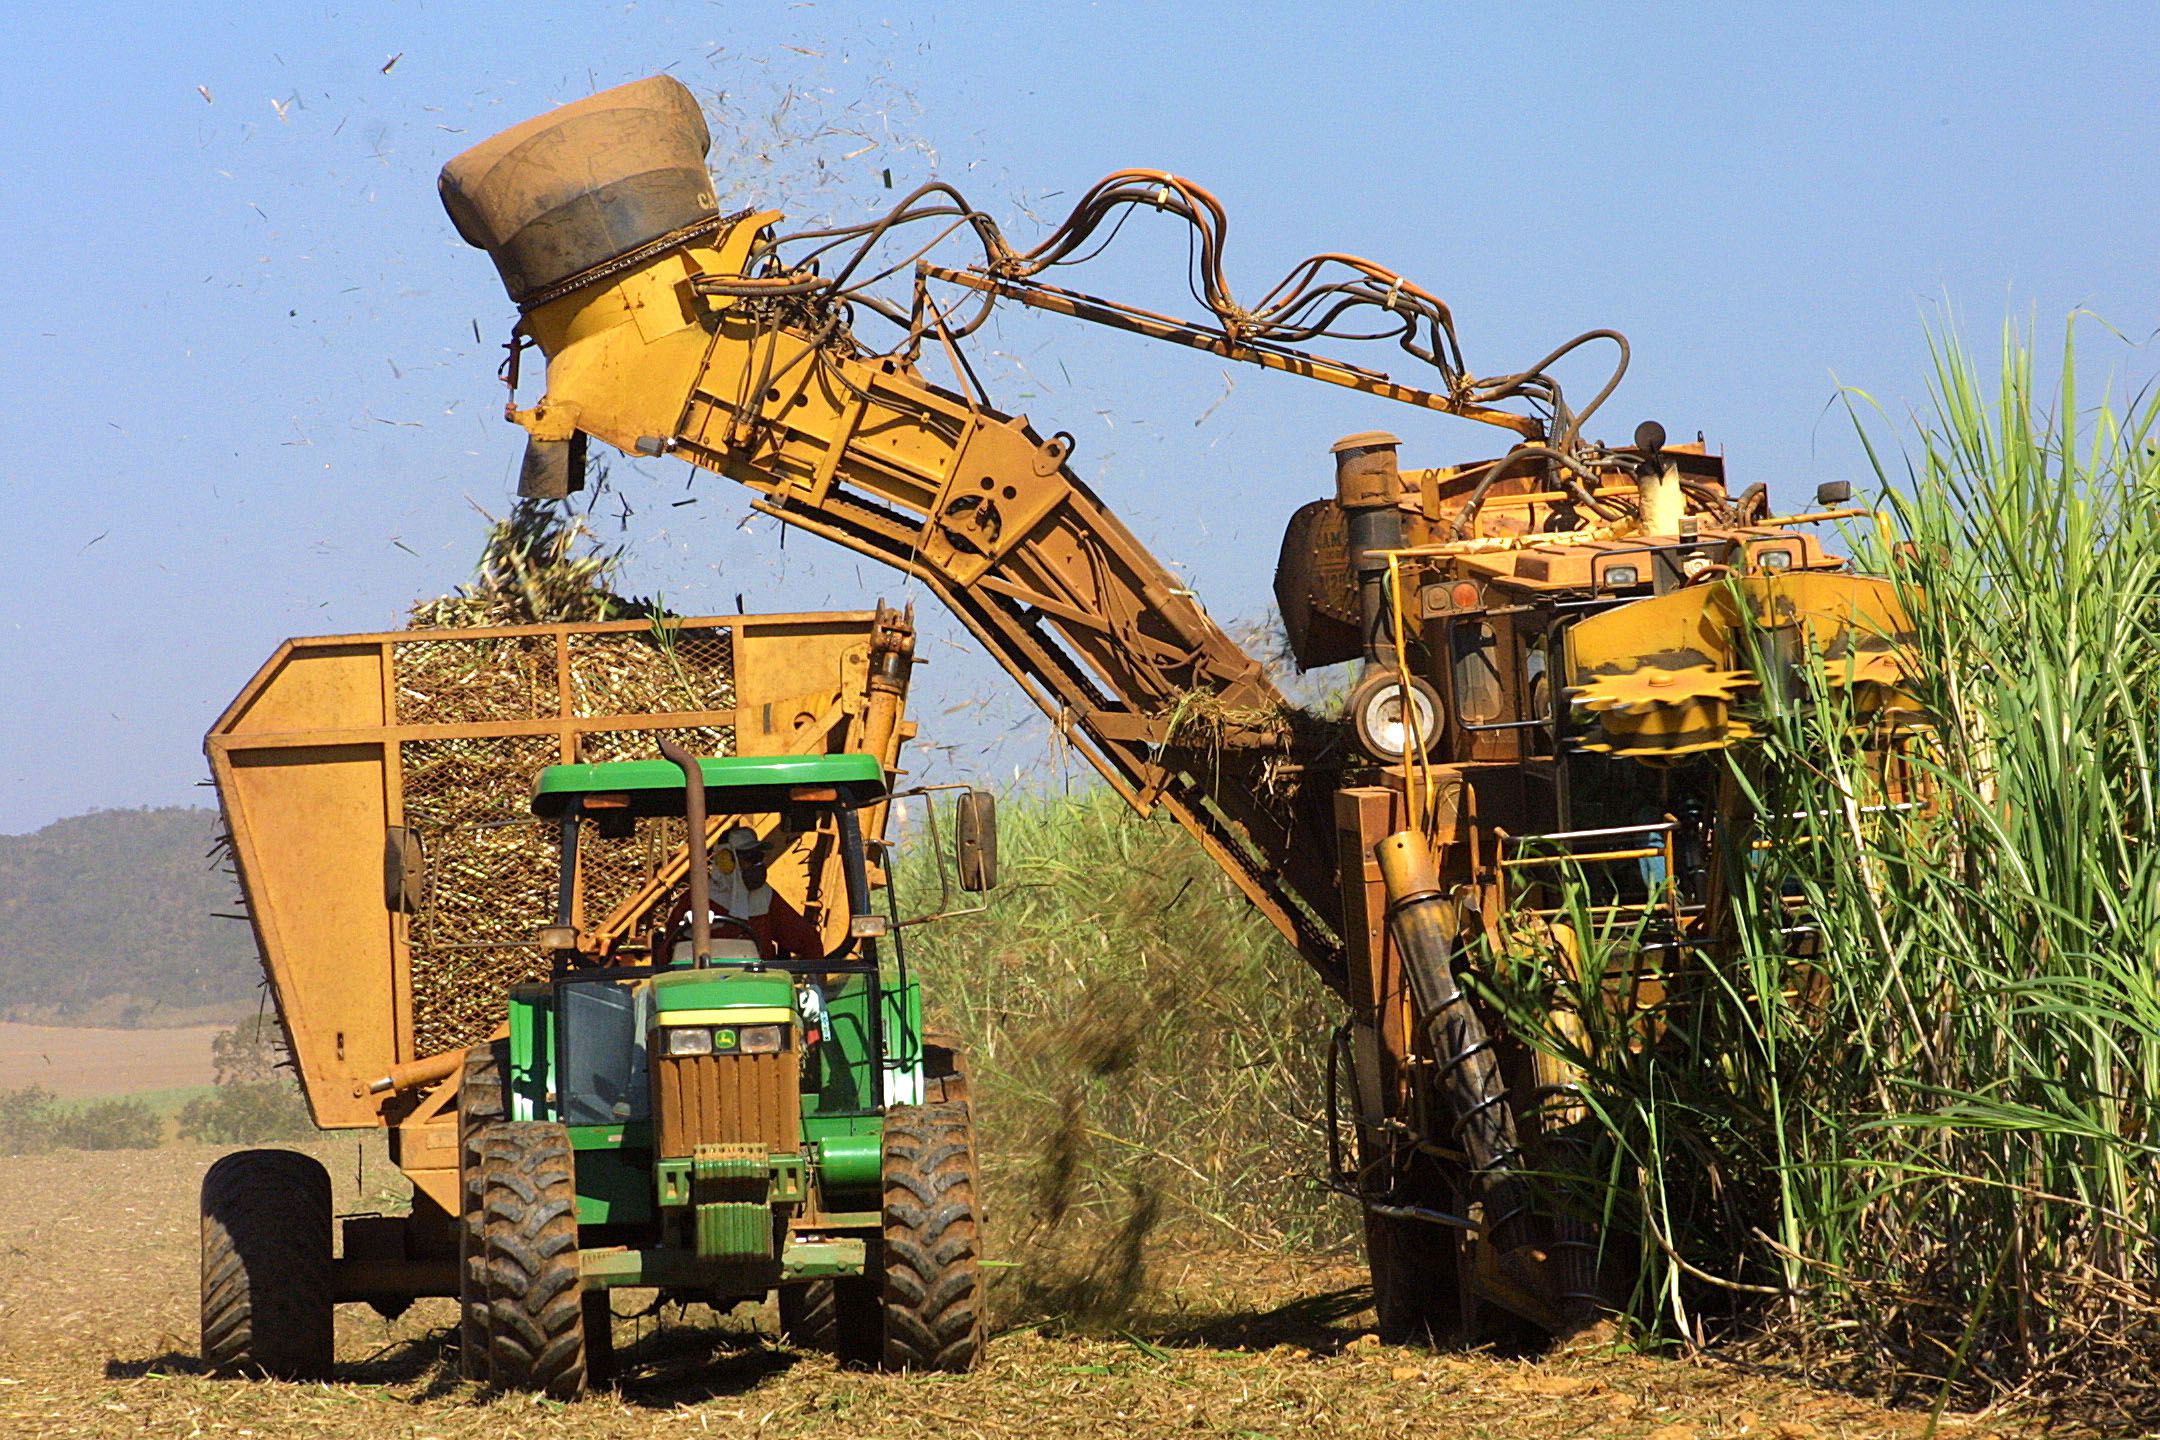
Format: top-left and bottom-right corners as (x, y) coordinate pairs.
(3, 8), (2156, 1438)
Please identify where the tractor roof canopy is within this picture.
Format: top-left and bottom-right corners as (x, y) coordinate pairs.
(531, 752), (886, 818)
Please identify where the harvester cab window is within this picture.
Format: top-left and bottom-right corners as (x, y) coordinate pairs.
(1451, 618), (1505, 724)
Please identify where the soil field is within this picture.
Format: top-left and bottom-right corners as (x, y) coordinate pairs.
(0, 1138), (2036, 1440)
(0, 1023), (222, 1097)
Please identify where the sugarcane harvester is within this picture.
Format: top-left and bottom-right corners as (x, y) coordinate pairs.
(441, 77), (1916, 1341)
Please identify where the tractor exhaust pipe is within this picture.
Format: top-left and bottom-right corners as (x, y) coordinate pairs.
(658, 736), (712, 968)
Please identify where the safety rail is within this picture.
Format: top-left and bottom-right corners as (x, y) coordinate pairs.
(1493, 819), (1685, 926)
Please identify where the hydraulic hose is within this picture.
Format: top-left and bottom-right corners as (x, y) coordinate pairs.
(1374, 831), (1533, 1257)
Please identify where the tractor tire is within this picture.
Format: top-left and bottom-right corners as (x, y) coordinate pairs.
(200, 1148), (335, 1380)
(456, 1041), (507, 1385)
(1364, 1206), (1467, 1345)
(877, 1100), (984, 1371)
(582, 1290), (617, 1390)
(475, 1121), (587, 1398)
(921, 1028), (972, 1109)
(780, 1274), (885, 1366)
(777, 1279), (836, 1350)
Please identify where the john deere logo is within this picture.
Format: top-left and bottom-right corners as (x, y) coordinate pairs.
(713, 1028), (738, 1051)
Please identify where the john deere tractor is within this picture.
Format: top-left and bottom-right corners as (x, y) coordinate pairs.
(201, 731), (997, 1396)
(454, 741), (991, 1393)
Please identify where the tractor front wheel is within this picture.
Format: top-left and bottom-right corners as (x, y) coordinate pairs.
(777, 1279), (836, 1350)
(877, 1100), (984, 1371)
(781, 1275), (885, 1366)
(200, 1148), (335, 1379)
(475, 1121), (587, 1397)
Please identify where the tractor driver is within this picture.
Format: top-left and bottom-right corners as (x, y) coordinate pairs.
(666, 824), (822, 962)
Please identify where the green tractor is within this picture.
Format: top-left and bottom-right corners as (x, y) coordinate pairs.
(200, 739), (998, 1396)
(455, 738), (993, 1390)
(455, 743), (994, 1393)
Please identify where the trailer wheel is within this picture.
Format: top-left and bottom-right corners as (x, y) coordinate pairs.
(878, 1100), (984, 1371)
(200, 1148), (335, 1379)
(476, 1121), (586, 1398)
(456, 1041), (507, 1384)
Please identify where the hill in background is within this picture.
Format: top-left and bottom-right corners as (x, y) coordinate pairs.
(0, 807), (258, 1027)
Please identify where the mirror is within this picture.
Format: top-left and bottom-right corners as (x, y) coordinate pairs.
(383, 826), (425, 913)
(955, 789), (998, 892)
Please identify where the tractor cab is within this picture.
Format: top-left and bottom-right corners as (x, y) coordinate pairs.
(530, 750), (895, 969)
(524, 749), (928, 1141)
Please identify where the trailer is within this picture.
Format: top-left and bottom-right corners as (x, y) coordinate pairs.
(200, 606), (992, 1388)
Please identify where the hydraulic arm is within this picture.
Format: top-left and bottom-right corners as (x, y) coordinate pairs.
(440, 77), (1626, 995)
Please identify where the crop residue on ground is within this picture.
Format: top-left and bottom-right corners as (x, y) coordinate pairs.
(0, 1137), (2035, 1440)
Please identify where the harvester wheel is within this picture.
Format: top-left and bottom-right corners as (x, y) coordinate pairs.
(200, 1148), (335, 1379)
(455, 1041), (507, 1384)
(877, 1100), (984, 1371)
(1364, 1207), (1466, 1345)
(475, 1121), (587, 1398)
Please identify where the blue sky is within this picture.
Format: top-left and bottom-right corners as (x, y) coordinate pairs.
(2, 2), (2154, 832)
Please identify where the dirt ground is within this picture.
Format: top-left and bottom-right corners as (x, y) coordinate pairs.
(0, 1023), (222, 1096)
(0, 1137), (2048, 1440)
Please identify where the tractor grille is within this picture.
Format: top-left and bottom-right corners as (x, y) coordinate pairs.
(653, 1053), (800, 1158)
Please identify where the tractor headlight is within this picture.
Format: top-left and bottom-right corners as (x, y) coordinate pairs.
(734, 1024), (785, 1055)
(661, 1026), (714, 1057)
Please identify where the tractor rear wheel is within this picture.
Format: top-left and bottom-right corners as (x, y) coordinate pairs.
(456, 1041), (507, 1384)
(877, 1100), (984, 1371)
(200, 1148), (335, 1379)
(921, 1029), (972, 1108)
(475, 1121), (587, 1398)
(780, 1275), (884, 1365)
(778, 1280), (836, 1350)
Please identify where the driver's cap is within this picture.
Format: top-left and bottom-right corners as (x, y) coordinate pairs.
(720, 824), (762, 855)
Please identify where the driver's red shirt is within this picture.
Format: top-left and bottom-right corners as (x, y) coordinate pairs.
(664, 890), (823, 961)
(747, 893), (822, 960)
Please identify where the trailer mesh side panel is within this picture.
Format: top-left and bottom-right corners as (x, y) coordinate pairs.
(568, 627), (737, 722)
(393, 627), (740, 1057)
(400, 735), (560, 1057)
(392, 634), (558, 725)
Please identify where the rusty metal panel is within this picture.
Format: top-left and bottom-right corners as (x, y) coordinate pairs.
(653, 1052), (799, 1158)
(1275, 498), (1362, 671)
